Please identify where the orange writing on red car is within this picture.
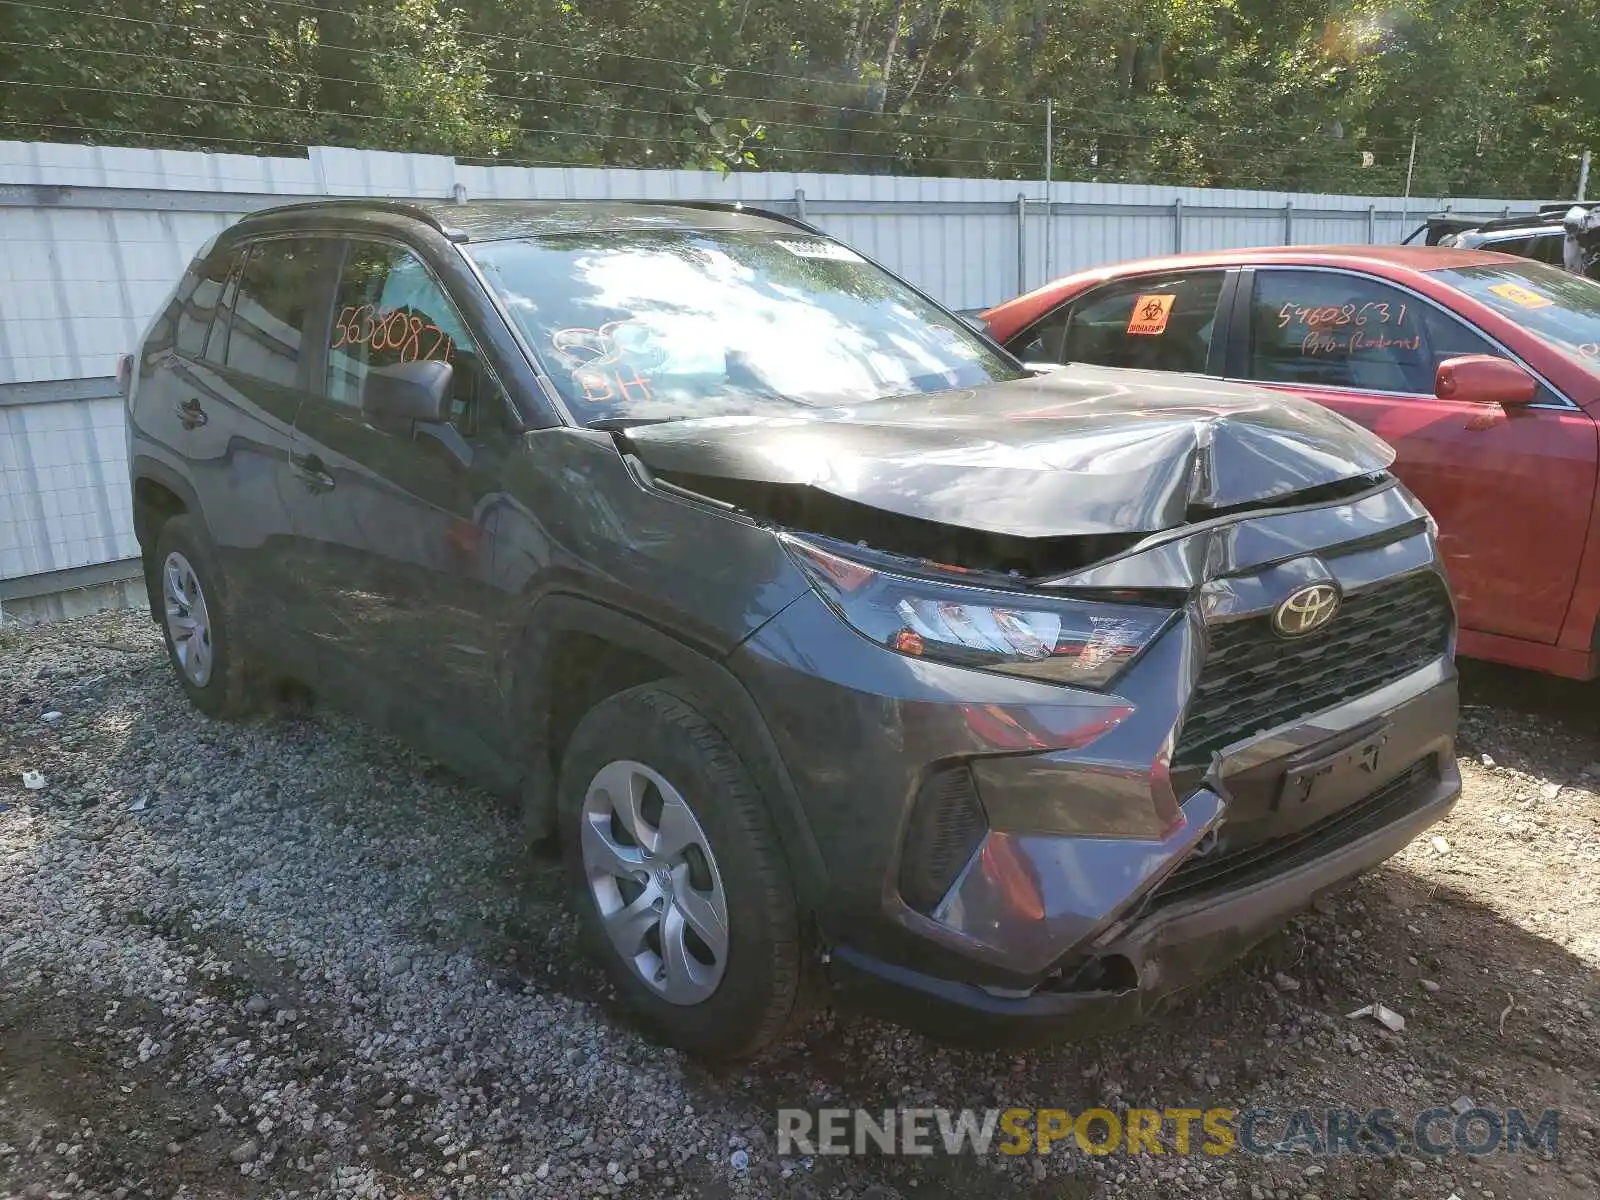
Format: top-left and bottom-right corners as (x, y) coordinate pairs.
(1126, 294), (1175, 336)
(1278, 301), (1408, 330)
(332, 305), (454, 363)
(1301, 329), (1421, 357)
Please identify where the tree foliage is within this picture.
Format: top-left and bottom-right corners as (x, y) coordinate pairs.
(0, 0), (1588, 196)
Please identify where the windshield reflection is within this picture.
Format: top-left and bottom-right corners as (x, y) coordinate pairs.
(468, 230), (1023, 424)
(1432, 260), (1600, 364)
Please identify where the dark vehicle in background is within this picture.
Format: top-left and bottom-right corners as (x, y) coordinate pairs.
(1405, 208), (1567, 262)
(126, 200), (1460, 1058)
(982, 245), (1600, 682)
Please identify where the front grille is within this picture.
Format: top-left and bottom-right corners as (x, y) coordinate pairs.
(899, 765), (988, 914)
(1147, 756), (1439, 910)
(1173, 571), (1451, 772)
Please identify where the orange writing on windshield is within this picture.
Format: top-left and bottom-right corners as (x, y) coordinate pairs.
(1126, 294), (1176, 336)
(575, 366), (654, 405)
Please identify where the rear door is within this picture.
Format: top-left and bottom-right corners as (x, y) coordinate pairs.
(1229, 265), (1598, 645)
(999, 269), (1235, 374)
(186, 235), (340, 668)
(285, 236), (519, 775)
(131, 245), (238, 490)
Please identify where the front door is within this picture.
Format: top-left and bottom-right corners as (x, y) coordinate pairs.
(1233, 266), (1598, 645)
(285, 237), (519, 778)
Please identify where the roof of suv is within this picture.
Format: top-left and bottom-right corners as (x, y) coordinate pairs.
(232, 198), (815, 243)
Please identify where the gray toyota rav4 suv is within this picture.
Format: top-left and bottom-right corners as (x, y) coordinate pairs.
(125, 199), (1460, 1058)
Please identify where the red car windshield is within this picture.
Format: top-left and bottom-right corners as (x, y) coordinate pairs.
(1430, 260), (1600, 363)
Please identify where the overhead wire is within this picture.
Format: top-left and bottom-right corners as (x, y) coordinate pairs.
(0, 0), (1478, 191)
(0, 79), (1039, 170)
(0, 39), (1045, 154)
(0, 0), (1432, 148)
(0, 0), (1047, 129)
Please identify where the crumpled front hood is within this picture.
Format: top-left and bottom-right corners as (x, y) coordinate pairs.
(621, 365), (1395, 538)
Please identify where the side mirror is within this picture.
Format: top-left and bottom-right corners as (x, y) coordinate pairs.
(1434, 355), (1537, 407)
(362, 360), (453, 422)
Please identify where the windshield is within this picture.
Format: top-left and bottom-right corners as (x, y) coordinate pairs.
(1430, 260), (1600, 362)
(468, 229), (1023, 424)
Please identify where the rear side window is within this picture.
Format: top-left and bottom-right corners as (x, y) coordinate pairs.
(1532, 233), (1567, 266)
(221, 239), (334, 387)
(175, 253), (236, 359)
(326, 240), (503, 434)
(1019, 273), (1224, 374)
(1479, 235), (1533, 259)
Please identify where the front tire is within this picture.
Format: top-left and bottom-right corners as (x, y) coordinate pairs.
(153, 515), (255, 718)
(556, 680), (816, 1059)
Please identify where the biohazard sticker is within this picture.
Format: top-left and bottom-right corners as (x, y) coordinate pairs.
(1487, 281), (1554, 309)
(1127, 294), (1176, 335)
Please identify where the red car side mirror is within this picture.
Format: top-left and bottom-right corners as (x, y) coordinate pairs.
(1434, 355), (1537, 406)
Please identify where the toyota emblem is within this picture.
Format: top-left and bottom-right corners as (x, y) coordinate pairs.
(1273, 584), (1341, 637)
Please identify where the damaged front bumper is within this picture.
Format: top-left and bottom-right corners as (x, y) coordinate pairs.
(827, 736), (1457, 1045)
(729, 481), (1461, 1038)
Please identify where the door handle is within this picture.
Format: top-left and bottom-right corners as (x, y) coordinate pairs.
(175, 397), (208, 430)
(292, 454), (336, 493)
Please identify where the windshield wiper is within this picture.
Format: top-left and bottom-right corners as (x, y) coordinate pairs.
(585, 416), (673, 431)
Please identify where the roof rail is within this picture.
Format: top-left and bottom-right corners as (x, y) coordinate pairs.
(1470, 211), (1559, 234)
(613, 197), (826, 235)
(1537, 200), (1600, 217)
(1404, 213), (1481, 245)
(235, 195), (825, 241)
(236, 198), (470, 242)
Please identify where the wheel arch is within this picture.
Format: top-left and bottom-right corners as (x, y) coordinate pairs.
(131, 457), (211, 622)
(510, 594), (829, 910)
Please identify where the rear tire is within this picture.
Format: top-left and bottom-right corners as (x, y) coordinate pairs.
(556, 680), (817, 1059)
(152, 515), (256, 718)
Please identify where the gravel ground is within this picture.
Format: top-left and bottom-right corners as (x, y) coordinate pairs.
(1, 609), (1597, 1200)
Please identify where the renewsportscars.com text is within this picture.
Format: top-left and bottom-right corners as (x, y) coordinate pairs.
(776, 1106), (1560, 1158)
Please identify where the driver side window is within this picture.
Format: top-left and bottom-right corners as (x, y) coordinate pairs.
(326, 240), (506, 435)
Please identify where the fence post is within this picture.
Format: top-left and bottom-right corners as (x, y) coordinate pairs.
(1283, 201), (1294, 245)
(1173, 197), (1183, 252)
(1042, 99), (1054, 283)
(793, 188), (808, 223)
(1017, 194), (1028, 294)
(1367, 204), (1376, 244)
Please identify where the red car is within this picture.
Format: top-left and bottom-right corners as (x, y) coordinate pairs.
(980, 246), (1600, 680)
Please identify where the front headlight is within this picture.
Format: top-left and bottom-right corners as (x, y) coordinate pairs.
(786, 538), (1174, 689)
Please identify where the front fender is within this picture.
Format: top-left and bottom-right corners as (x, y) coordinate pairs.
(507, 592), (829, 911)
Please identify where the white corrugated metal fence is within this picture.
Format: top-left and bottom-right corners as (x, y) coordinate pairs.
(0, 140), (1540, 604)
